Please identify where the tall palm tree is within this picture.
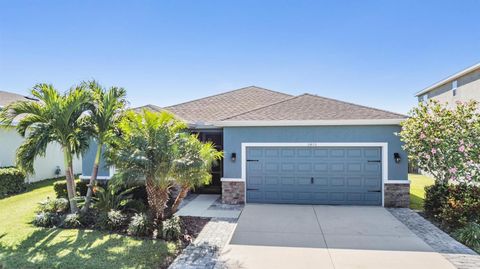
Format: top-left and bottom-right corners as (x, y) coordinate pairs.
(170, 134), (222, 214)
(105, 109), (186, 225)
(0, 84), (92, 212)
(82, 81), (127, 212)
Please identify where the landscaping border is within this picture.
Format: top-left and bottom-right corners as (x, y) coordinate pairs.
(388, 208), (480, 269)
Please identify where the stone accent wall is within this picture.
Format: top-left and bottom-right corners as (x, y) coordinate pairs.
(222, 181), (245, 205)
(384, 183), (410, 208)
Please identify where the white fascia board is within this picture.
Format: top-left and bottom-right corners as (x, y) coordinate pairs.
(221, 177), (245, 182)
(214, 119), (404, 127)
(415, 62), (480, 97)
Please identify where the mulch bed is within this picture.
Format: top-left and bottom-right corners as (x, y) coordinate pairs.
(161, 216), (211, 268)
(179, 216), (211, 244)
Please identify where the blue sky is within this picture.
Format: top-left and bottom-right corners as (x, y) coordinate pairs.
(1, 1), (479, 114)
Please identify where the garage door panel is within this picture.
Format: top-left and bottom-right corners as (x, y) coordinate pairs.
(246, 147), (382, 205)
(364, 148), (381, 158)
(347, 177), (363, 187)
(313, 163), (328, 172)
(281, 176), (295, 185)
(329, 149), (345, 158)
(249, 175), (263, 185)
(330, 192), (345, 201)
(346, 192), (364, 201)
(281, 163), (295, 172)
(364, 177), (382, 188)
(313, 149), (328, 157)
(330, 177), (345, 186)
(264, 176), (279, 185)
(249, 162), (263, 173)
(347, 163), (362, 172)
(297, 148), (312, 157)
(297, 177), (311, 185)
(313, 177), (329, 186)
(265, 163), (279, 172)
(297, 163), (312, 172)
(365, 163), (381, 172)
(265, 148), (280, 157)
(330, 163), (345, 172)
(346, 149), (362, 158)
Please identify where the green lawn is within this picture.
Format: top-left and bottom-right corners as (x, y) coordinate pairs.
(409, 173), (435, 211)
(0, 179), (178, 269)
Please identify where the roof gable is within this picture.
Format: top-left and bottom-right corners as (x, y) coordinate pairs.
(160, 86), (292, 123)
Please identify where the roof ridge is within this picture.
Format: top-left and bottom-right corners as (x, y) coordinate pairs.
(164, 85), (292, 109)
(304, 93), (407, 118)
(220, 94), (302, 121)
(133, 104), (162, 111)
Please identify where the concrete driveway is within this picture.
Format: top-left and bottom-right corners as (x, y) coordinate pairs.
(219, 204), (455, 269)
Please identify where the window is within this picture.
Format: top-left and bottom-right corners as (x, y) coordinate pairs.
(452, 80), (458, 96)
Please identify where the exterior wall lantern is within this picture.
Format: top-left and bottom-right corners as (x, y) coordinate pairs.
(394, 153), (401, 164)
(231, 152), (237, 162)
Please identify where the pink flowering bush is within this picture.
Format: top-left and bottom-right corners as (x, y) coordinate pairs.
(400, 100), (480, 184)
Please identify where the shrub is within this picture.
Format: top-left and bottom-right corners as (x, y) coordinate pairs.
(424, 182), (449, 218)
(438, 184), (480, 229)
(162, 216), (182, 241)
(37, 198), (69, 214)
(62, 213), (82, 228)
(0, 167), (26, 198)
(94, 185), (132, 213)
(78, 210), (96, 227)
(400, 100), (480, 184)
(33, 212), (60, 227)
(96, 209), (127, 231)
(454, 222), (480, 251)
(127, 213), (153, 237)
(53, 179), (88, 198)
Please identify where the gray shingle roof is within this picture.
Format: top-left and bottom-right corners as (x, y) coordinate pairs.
(161, 86), (292, 123)
(222, 93), (407, 121)
(135, 87), (406, 125)
(0, 90), (37, 107)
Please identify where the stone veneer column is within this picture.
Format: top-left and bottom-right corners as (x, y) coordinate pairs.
(221, 179), (245, 205)
(384, 182), (410, 207)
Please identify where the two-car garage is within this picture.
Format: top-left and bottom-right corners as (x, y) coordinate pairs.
(245, 144), (385, 206)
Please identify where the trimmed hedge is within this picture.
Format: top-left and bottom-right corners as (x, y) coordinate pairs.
(0, 167), (26, 198)
(53, 179), (88, 198)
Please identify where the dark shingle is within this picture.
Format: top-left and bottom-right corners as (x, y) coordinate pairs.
(222, 93), (407, 121)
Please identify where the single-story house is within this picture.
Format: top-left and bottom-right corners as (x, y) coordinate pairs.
(0, 90), (82, 182)
(81, 86), (409, 207)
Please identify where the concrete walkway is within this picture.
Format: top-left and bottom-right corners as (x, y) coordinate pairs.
(219, 204), (456, 269)
(175, 194), (242, 219)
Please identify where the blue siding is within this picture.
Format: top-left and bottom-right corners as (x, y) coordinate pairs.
(223, 125), (407, 181)
(81, 140), (110, 177)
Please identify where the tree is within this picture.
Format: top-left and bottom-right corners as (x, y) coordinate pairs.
(82, 81), (127, 212)
(105, 109), (186, 225)
(169, 134), (222, 214)
(0, 84), (91, 212)
(400, 100), (480, 184)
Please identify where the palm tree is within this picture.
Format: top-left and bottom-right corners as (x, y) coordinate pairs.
(82, 81), (127, 212)
(105, 109), (186, 225)
(170, 134), (222, 214)
(0, 84), (92, 212)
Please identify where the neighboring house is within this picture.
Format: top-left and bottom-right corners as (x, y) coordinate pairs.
(0, 90), (82, 182)
(82, 86), (409, 207)
(416, 62), (480, 105)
